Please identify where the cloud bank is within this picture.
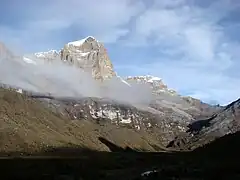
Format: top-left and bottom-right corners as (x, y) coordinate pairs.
(0, 56), (153, 106)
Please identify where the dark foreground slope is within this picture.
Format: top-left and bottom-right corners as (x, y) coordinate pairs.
(1, 132), (240, 180)
(167, 98), (240, 150)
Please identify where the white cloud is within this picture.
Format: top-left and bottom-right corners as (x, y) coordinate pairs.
(153, 0), (186, 8)
(184, 25), (216, 61)
(0, 0), (145, 50)
(133, 3), (221, 62)
(0, 55), (153, 106)
(117, 0), (240, 104)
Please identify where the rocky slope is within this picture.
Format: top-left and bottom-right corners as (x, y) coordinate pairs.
(0, 81), (213, 146)
(125, 75), (219, 119)
(126, 75), (177, 95)
(167, 98), (240, 150)
(0, 87), (169, 153)
(33, 95), (194, 145)
(0, 83), (191, 146)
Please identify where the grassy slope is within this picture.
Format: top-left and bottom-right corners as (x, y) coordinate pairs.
(0, 88), (166, 154)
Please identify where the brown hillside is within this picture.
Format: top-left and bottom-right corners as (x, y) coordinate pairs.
(0, 88), (165, 154)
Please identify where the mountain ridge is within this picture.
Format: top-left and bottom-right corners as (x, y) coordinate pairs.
(0, 37), (221, 146)
(19, 36), (211, 107)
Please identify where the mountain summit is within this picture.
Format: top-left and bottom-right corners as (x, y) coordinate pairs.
(32, 36), (116, 81)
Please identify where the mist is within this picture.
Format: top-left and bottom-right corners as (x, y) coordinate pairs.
(0, 55), (153, 106)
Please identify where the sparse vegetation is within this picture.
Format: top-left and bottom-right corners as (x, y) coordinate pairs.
(0, 88), (166, 154)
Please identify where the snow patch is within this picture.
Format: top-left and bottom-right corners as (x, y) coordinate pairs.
(141, 170), (158, 177)
(135, 125), (141, 130)
(120, 118), (132, 124)
(34, 50), (59, 58)
(16, 89), (23, 94)
(89, 108), (135, 125)
(23, 57), (37, 65)
(102, 110), (117, 120)
(117, 76), (131, 87)
(147, 76), (162, 83)
(79, 52), (90, 56)
(147, 123), (152, 127)
(126, 75), (162, 83)
(67, 36), (97, 47)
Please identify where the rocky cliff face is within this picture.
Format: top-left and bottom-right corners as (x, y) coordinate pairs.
(33, 36), (116, 81)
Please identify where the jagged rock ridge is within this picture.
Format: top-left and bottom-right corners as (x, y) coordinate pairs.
(125, 75), (218, 119)
(126, 75), (177, 95)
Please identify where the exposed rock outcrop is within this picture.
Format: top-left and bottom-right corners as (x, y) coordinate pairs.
(60, 36), (116, 81)
(33, 36), (116, 81)
(126, 75), (176, 95)
(31, 95), (192, 146)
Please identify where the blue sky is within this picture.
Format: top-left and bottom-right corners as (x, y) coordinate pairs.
(0, 0), (240, 105)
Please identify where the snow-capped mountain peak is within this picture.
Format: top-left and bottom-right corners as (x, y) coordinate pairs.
(34, 49), (59, 58)
(67, 36), (97, 47)
(23, 36), (115, 81)
(125, 75), (177, 95)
